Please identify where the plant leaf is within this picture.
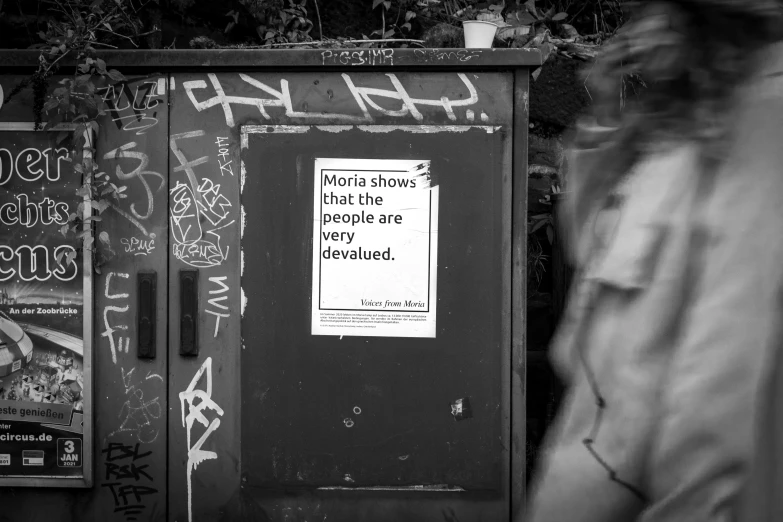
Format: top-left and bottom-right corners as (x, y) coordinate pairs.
(552, 12), (567, 21)
(106, 69), (125, 82)
(43, 98), (59, 112)
(44, 112), (65, 131)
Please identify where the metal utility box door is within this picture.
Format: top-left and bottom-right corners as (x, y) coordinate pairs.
(0, 48), (536, 522)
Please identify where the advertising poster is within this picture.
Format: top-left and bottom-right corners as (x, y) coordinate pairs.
(311, 158), (439, 338)
(0, 130), (88, 481)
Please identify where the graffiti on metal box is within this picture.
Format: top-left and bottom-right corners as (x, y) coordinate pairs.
(108, 367), (163, 444)
(169, 131), (235, 268)
(182, 72), (481, 126)
(180, 356), (224, 522)
(102, 272), (130, 365)
(206, 276), (230, 338)
(120, 237), (155, 256)
(101, 442), (158, 521)
(102, 142), (165, 238)
(97, 78), (165, 135)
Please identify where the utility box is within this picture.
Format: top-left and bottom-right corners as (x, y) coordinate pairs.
(0, 48), (538, 522)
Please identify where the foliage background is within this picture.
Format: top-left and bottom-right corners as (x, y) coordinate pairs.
(0, 0), (626, 50)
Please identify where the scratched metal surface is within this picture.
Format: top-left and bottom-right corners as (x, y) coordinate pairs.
(94, 75), (169, 522)
(0, 48), (542, 70)
(167, 74), (243, 522)
(241, 125), (507, 488)
(0, 76), (169, 521)
(511, 69), (530, 521)
(233, 71), (513, 521)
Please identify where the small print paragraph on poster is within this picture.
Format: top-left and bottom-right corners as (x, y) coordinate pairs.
(311, 158), (439, 338)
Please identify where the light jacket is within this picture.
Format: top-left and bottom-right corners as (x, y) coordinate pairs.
(525, 42), (783, 522)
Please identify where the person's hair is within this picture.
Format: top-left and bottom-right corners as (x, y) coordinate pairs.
(570, 1), (782, 213)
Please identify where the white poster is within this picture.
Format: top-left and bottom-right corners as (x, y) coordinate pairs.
(311, 158), (439, 338)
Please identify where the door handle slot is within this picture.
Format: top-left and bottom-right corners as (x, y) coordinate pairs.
(137, 271), (157, 359)
(180, 269), (199, 356)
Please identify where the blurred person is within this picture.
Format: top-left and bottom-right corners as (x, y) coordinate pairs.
(523, 1), (783, 521)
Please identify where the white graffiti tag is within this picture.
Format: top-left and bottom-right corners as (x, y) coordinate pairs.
(182, 72), (480, 127)
(197, 178), (232, 227)
(180, 357), (224, 522)
(102, 272), (130, 365)
(169, 131), (235, 268)
(206, 276), (230, 337)
(108, 367), (163, 443)
(169, 181), (231, 268)
(102, 142), (165, 237)
(215, 136), (233, 176)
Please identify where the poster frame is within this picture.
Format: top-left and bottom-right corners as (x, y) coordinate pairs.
(0, 122), (94, 488)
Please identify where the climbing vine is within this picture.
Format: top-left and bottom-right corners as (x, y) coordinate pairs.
(225, 0), (316, 45)
(3, 0), (144, 272)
